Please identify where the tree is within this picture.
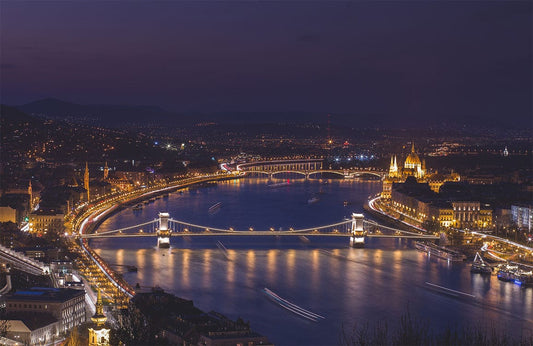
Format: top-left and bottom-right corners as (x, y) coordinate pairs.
(65, 326), (81, 346)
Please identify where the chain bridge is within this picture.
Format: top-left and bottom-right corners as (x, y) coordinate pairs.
(233, 159), (385, 179)
(81, 212), (438, 248)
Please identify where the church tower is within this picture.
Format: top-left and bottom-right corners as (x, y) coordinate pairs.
(84, 162), (90, 202)
(103, 162), (109, 180)
(88, 290), (110, 346)
(28, 180), (33, 210)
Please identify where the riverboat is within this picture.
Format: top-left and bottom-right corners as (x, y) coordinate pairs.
(497, 263), (533, 286)
(133, 204), (143, 211)
(267, 182), (289, 188)
(471, 252), (492, 274)
(497, 264), (519, 282)
(415, 241), (466, 262)
(308, 197), (319, 204)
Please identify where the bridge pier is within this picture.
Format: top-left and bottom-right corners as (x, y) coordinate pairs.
(350, 213), (366, 248)
(157, 212), (171, 248)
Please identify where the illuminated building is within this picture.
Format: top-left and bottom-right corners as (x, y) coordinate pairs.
(5, 287), (85, 334)
(389, 178), (493, 230)
(103, 162), (109, 180)
(28, 210), (64, 235)
(88, 290), (110, 346)
(382, 142), (459, 199)
(403, 143), (425, 179)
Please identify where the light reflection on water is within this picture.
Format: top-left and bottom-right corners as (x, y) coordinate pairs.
(92, 179), (533, 345)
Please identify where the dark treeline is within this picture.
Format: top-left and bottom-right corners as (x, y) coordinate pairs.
(339, 310), (533, 346)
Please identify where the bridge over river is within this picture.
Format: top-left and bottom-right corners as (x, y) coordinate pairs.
(81, 213), (438, 248)
(225, 159), (385, 180)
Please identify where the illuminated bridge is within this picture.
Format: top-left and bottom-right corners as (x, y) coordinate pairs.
(81, 213), (438, 248)
(234, 159), (385, 179)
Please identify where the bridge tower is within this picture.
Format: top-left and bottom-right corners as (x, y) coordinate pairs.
(157, 212), (171, 248)
(350, 213), (366, 247)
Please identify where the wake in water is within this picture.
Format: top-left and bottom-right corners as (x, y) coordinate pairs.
(263, 287), (325, 322)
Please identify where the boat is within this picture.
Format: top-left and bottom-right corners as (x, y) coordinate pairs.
(162, 193), (169, 198)
(209, 202), (222, 213)
(415, 241), (466, 261)
(149, 198), (156, 203)
(514, 272), (533, 287)
(127, 265), (138, 272)
(497, 263), (519, 282)
(470, 252), (492, 274)
(496, 263), (533, 286)
(267, 182), (290, 188)
(308, 197), (319, 204)
(133, 204), (143, 210)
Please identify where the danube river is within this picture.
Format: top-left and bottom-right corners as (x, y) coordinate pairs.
(92, 178), (532, 345)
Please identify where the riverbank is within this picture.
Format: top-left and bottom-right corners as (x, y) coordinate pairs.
(72, 172), (243, 306)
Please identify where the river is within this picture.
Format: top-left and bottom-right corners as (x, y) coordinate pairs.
(91, 177), (533, 345)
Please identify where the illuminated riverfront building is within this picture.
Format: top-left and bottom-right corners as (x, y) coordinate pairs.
(382, 143), (459, 199)
(380, 143), (493, 230)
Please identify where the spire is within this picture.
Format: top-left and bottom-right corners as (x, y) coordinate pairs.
(411, 142), (415, 153)
(84, 162), (90, 201)
(103, 162), (109, 180)
(91, 290), (107, 326)
(28, 180), (33, 210)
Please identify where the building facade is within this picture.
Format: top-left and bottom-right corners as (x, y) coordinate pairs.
(5, 287), (86, 334)
(28, 210), (64, 235)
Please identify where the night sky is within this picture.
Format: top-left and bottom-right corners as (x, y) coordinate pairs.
(1, 2), (531, 125)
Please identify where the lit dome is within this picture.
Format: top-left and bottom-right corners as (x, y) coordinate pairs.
(405, 152), (421, 166)
(404, 143), (421, 168)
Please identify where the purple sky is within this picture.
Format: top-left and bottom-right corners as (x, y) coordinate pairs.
(1, 1), (531, 124)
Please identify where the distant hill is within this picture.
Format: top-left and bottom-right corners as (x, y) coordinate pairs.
(14, 98), (393, 128)
(13, 98), (529, 130)
(17, 98), (189, 127)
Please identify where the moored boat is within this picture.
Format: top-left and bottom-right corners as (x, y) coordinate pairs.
(471, 252), (492, 274)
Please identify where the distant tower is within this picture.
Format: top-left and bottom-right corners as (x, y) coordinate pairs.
(103, 162), (109, 180)
(88, 290), (110, 346)
(84, 162), (90, 202)
(28, 180), (33, 210)
(503, 147), (509, 157)
(326, 114), (332, 149)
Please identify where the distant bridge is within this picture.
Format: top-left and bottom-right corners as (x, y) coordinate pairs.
(234, 159), (385, 179)
(81, 213), (438, 248)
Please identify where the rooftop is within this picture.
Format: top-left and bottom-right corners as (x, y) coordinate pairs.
(7, 287), (84, 303)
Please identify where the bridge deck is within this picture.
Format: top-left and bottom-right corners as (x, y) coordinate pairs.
(83, 232), (438, 239)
